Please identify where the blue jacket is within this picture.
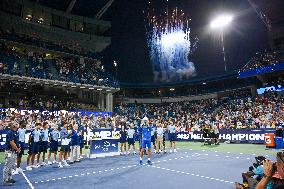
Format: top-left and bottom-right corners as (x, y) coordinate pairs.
(70, 129), (79, 146)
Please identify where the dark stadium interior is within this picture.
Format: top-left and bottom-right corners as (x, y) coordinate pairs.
(101, 0), (271, 83)
(0, 0), (284, 189)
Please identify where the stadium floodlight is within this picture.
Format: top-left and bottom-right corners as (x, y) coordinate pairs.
(210, 14), (233, 72)
(113, 60), (118, 85)
(210, 14), (233, 29)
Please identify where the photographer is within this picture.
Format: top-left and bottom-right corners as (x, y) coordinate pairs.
(255, 152), (284, 189)
(235, 156), (265, 189)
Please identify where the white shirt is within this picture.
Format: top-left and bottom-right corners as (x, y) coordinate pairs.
(156, 127), (164, 137)
(127, 129), (135, 139)
(18, 128), (26, 143)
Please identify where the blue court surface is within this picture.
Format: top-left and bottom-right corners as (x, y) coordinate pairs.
(0, 149), (272, 189)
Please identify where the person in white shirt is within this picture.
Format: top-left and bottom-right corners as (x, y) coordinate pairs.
(26, 123), (41, 171)
(127, 124), (136, 154)
(58, 123), (71, 168)
(167, 121), (177, 153)
(14, 121), (26, 175)
(212, 123), (220, 145)
(37, 122), (49, 166)
(47, 125), (60, 165)
(156, 123), (164, 154)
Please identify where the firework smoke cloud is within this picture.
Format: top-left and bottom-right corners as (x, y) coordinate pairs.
(144, 2), (198, 82)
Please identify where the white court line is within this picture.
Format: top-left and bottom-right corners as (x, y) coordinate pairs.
(32, 148), (256, 185)
(180, 149), (263, 161)
(183, 149), (270, 159)
(149, 165), (234, 185)
(21, 171), (35, 189)
(33, 162), (142, 184)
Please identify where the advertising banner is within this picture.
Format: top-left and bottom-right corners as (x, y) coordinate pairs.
(0, 128), (277, 150)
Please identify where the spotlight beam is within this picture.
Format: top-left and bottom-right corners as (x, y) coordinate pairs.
(209, 14), (233, 72)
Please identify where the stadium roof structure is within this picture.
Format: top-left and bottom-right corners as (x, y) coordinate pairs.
(119, 71), (238, 88)
(29, 0), (111, 19)
(248, 0), (284, 30)
(250, 0), (284, 24)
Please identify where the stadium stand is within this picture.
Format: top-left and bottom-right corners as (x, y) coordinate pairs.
(241, 51), (284, 72)
(0, 41), (117, 87)
(114, 88), (284, 131)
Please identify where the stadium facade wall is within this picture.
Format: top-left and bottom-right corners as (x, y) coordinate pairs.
(0, 11), (110, 52)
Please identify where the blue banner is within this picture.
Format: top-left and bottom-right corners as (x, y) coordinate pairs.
(0, 108), (112, 117)
(90, 139), (119, 155)
(239, 62), (284, 78)
(0, 128), (277, 150)
(91, 128), (120, 141)
(176, 129), (276, 143)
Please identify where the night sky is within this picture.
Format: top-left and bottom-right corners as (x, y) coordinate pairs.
(101, 0), (270, 84)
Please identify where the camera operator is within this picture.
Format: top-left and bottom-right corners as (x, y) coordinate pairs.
(255, 152), (284, 189)
(235, 156), (266, 189)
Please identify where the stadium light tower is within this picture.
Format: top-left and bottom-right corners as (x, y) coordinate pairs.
(114, 60), (118, 85)
(210, 14), (233, 72)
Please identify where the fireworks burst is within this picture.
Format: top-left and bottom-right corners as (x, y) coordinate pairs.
(144, 2), (198, 82)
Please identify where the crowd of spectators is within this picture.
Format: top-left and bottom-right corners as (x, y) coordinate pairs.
(0, 42), (117, 87)
(1, 87), (283, 132)
(114, 89), (284, 131)
(1, 95), (99, 112)
(0, 109), (114, 132)
(0, 28), (95, 58)
(0, 81), (99, 112)
(241, 51), (284, 72)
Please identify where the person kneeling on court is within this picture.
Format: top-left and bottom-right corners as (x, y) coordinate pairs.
(139, 116), (152, 165)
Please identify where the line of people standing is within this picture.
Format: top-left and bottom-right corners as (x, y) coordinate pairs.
(2, 120), (84, 186)
(118, 118), (178, 155)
